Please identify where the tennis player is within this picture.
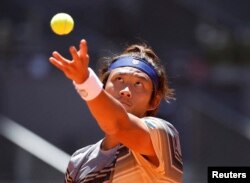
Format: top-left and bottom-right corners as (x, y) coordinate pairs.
(49, 39), (183, 183)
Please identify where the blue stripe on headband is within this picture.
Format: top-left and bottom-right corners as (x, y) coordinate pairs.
(108, 56), (159, 89)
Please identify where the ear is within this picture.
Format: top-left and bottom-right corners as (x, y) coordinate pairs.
(147, 94), (161, 111)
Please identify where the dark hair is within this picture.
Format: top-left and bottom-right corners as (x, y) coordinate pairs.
(98, 43), (175, 116)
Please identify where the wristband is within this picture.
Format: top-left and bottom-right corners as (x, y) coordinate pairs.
(73, 68), (103, 101)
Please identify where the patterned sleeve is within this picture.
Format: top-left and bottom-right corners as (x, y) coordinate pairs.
(64, 149), (82, 183)
(64, 168), (74, 183)
(64, 145), (91, 183)
(133, 117), (183, 182)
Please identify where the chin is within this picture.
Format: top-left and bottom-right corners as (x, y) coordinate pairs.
(122, 105), (133, 113)
(121, 104), (142, 116)
(123, 105), (131, 112)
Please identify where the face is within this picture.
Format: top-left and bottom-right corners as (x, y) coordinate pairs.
(105, 67), (156, 117)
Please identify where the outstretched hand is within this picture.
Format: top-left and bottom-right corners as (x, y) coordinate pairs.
(49, 39), (90, 84)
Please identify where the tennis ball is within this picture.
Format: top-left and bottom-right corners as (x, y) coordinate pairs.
(50, 13), (74, 35)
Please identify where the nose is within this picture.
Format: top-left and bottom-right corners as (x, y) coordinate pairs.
(120, 87), (132, 98)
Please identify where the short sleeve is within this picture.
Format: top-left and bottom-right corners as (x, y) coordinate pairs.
(64, 139), (119, 183)
(64, 146), (91, 183)
(132, 117), (183, 182)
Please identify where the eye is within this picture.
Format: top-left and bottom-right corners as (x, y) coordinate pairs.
(134, 81), (143, 87)
(116, 77), (124, 82)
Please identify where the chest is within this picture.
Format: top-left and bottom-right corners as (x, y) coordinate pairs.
(76, 146), (143, 183)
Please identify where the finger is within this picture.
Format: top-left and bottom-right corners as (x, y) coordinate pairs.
(79, 39), (88, 59)
(80, 39), (88, 54)
(49, 57), (66, 72)
(52, 51), (71, 64)
(69, 46), (80, 63)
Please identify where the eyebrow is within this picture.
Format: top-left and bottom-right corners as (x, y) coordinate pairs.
(113, 71), (150, 81)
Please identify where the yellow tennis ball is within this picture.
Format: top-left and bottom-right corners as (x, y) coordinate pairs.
(50, 13), (74, 35)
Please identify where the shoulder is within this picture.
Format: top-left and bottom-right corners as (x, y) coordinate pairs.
(70, 140), (102, 163)
(142, 117), (183, 179)
(68, 144), (93, 170)
(143, 116), (179, 136)
(66, 140), (102, 175)
(71, 144), (94, 160)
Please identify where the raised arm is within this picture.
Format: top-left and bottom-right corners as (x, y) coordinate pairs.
(49, 40), (157, 162)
